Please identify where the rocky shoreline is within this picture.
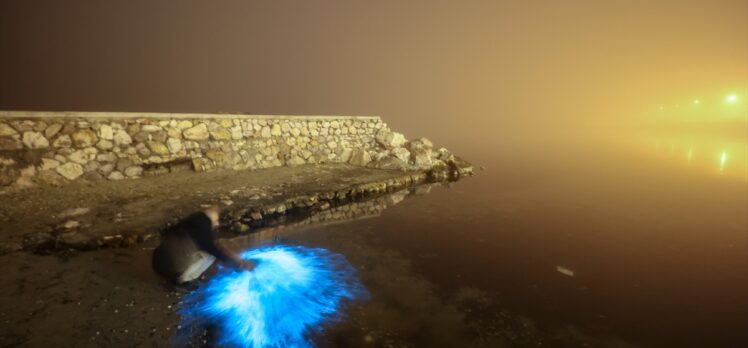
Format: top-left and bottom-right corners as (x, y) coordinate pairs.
(0, 163), (471, 255)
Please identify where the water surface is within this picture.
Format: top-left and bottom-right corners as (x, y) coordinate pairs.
(274, 130), (748, 347)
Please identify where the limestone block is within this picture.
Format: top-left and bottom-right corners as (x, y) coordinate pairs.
(166, 138), (183, 153)
(113, 130), (132, 146)
(99, 124), (114, 140)
(286, 156), (305, 166)
(68, 150), (94, 164)
(96, 139), (114, 150)
(183, 124), (210, 141)
(22, 131), (49, 148)
(176, 120), (193, 130)
(349, 148), (371, 166)
(375, 129), (406, 149)
(391, 147), (411, 162)
(107, 171), (125, 180)
(56, 162), (84, 180)
(147, 141), (170, 155)
(44, 123), (63, 138)
(270, 124), (282, 136)
(261, 126), (271, 138)
(210, 127), (232, 141)
(124, 166), (143, 177)
(0, 122), (18, 136)
(72, 129), (98, 147)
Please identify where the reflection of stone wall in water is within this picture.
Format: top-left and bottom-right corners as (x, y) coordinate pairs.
(0, 111), (471, 189)
(222, 184), (443, 247)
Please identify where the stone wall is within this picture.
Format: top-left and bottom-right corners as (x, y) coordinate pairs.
(0, 111), (470, 190)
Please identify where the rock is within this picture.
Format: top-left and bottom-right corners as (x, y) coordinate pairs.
(339, 148), (353, 162)
(209, 127), (232, 140)
(96, 153), (117, 162)
(22, 131), (49, 148)
(56, 162), (84, 180)
(124, 166), (143, 177)
(349, 148), (371, 166)
(205, 150), (228, 164)
(286, 156), (305, 166)
(51, 134), (72, 148)
(96, 139), (114, 150)
(270, 124), (282, 136)
(98, 124), (113, 140)
(411, 147), (433, 168)
(68, 150), (94, 164)
(44, 123), (63, 138)
(107, 171), (125, 180)
(59, 207), (91, 218)
(59, 220), (80, 230)
(420, 137), (434, 148)
(113, 130), (132, 146)
(0, 122), (18, 136)
(369, 157), (412, 171)
(141, 125), (161, 132)
(183, 124), (209, 141)
(135, 142), (151, 156)
(192, 158), (213, 172)
(260, 126), (271, 138)
(147, 141), (170, 155)
(98, 163), (115, 175)
(72, 129), (98, 147)
(391, 147), (411, 162)
(40, 158), (61, 170)
(32, 121), (48, 132)
(229, 126), (243, 140)
(375, 129), (406, 149)
(165, 127), (182, 139)
(132, 131), (150, 142)
(436, 147), (454, 161)
(166, 138), (183, 153)
(116, 158), (133, 172)
(84, 161), (100, 172)
(176, 120), (193, 130)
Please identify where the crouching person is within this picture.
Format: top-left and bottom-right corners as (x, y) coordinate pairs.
(152, 207), (254, 285)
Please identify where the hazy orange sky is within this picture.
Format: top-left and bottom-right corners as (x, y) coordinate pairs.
(1, 0), (746, 151)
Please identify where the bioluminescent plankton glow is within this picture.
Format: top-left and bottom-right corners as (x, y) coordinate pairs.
(177, 245), (368, 348)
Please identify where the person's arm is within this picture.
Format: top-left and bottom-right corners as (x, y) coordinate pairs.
(187, 212), (255, 270)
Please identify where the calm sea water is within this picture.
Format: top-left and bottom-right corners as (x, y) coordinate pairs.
(272, 130), (748, 347)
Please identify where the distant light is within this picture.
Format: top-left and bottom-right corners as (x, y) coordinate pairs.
(720, 151), (728, 172)
(692, 99), (700, 105)
(659, 106), (665, 111)
(687, 148), (693, 163)
(726, 95), (738, 104)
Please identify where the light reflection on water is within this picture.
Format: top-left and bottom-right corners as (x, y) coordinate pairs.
(639, 130), (747, 180)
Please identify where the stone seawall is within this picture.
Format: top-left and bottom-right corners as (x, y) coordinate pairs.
(0, 111), (471, 189)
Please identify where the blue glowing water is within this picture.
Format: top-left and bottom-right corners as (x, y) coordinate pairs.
(177, 245), (368, 347)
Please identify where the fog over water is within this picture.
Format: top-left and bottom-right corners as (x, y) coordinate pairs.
(1, 1), (746, 347)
